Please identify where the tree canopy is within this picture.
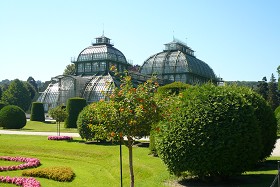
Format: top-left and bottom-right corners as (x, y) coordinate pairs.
(1, 79), (31, 111)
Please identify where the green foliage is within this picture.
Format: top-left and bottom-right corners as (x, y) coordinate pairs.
(157, 81), (189, 96)
(65, 97), (86, 128)
(63, 64), (76, 75)
(1, 79), (31, 111)
(237, 86), (277, 160)
(22, 166), (75, 182)
(0, 102), (7, 111)
(24, 81), (37, 100)
(0, 105), (26, 129)
(27, 76), (38, 92)
(268, 74), (279, 111)
(30, 102), (45, 122)
(256, 77), (268, 100)
(155, 84), (262, 178)
(0, 86), (2, 100)
(49, 105), (68, 136)
(77, 102), (108, 141)
(275, 106), (280, 133)
(49, 106), (68, 123)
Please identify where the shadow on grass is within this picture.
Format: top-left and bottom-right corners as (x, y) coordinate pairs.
(176, 174), (276, 187)
(251, 159), (279, 172)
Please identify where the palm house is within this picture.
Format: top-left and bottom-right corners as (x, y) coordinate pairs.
(38, 35), (131, 111)
(38, 35), (218, 111)
(140, 38), (217, 84)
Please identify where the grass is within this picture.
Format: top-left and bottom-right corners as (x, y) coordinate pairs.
(0, 121), (78, 133)
(0, 121), (280, 186)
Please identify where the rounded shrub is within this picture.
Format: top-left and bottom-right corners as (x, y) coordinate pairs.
(30, 102), (45, 122)
(65, 97), (86, 128)
(237, 86), (277, 160)
(155, 84), (262, 179)
(77, 102), (108, 141)
(157, 81), (189, 96)
(0, 105), (26, 129)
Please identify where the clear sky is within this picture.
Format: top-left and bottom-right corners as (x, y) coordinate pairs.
(0, 0), (279, 82)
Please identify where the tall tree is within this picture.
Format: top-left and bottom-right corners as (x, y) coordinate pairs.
(256, 77), (268, 100)
(1, 79), (31, 111)
(0, 86), (2, 100)
(27, 76), (38, 92)
(268, 74), (279, 111)
(24, 82), (37, 100)
(277, 65), (280, 90)
(63, 64), (75, 75)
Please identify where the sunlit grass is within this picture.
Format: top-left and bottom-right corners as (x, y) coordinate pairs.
(0, 134), (170, 187)
(0, 121), (78, 133)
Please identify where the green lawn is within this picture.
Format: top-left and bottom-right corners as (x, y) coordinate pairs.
(0, 134), (170, 187)
(0, 121), (78, 133)
(0, 121), (279, 186)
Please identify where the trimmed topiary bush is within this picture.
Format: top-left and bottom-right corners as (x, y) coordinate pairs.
(0, 105), (27, 129)
(155, 84), (262, 179)
(65, 97), (86, 128)
(77, 102), (108, 141)
(30, 102), (45, 122)
(157, 81), (189, 96)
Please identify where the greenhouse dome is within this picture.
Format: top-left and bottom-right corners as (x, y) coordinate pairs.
(38, 35), (128, 111)
(140, 38), (218, 84)
(71, 35), (130, 76)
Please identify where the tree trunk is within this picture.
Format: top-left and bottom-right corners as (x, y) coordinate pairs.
(128, 136), (134, 187)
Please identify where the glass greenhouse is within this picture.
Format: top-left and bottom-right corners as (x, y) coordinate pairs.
(38, 35), (218, 111)
(38, 35), (128, 111)
(140, 38), (217, 84)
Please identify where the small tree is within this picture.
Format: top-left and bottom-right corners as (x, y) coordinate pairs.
(97, 75), (161, 187)
(49, 106), (68, 136)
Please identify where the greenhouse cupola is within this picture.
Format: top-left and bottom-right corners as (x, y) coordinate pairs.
(71, 35), (130, 76)
(140, 38), (217, 84)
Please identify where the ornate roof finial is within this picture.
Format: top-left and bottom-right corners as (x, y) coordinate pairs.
(102, 23), (104, 36)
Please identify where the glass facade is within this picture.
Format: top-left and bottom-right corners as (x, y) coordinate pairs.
(140, 39), (217, 84)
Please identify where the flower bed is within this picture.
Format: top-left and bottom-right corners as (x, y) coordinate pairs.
(47, 136), (73, 141)
(0, 176), (41, 187)
(0, 156), (40, 171)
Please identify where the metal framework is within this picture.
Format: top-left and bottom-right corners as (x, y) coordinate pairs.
(140, 38), (217, 84)
(38, 36), (219, 111)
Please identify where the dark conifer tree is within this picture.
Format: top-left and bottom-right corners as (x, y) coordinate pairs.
(268, 74), (279, 111)
(256, 77), (268, 100)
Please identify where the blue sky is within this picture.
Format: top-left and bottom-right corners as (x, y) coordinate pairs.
(0, 0), (279, 82)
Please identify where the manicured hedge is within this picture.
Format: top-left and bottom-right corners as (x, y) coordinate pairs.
(64, 97), (86, 128)
(0, 105), (26, 129)
(157, 81), (189, 96)
(155, 84), (265, 179)
(30, 102), (45, 122)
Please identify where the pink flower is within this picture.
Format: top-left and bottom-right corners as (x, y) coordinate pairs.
(47, 136), (73, 141)
(0, 176), (41, 186)
(0, 156), (40, 171)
